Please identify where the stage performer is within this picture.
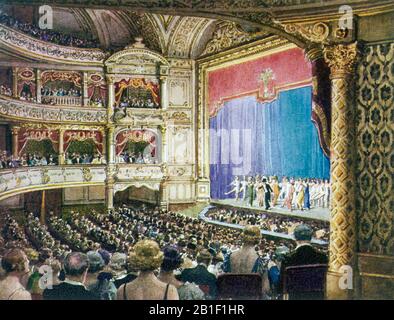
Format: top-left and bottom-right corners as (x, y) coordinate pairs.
(246, 176), (255, 207)
(284, 180), (295, 211)
(263, 177), (273, 210)
(240, 176), (248, 201)
(279, 177), (289, 205)
(255, 176), (265, 208)
(271, 177), (280, 206)
(303, 180), (311, 210)
(296, 180), (305, 210)
(225, 176), (241, 201)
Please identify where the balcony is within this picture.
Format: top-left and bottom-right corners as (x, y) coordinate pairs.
(42, 95), (82, 106)
(0, 95), (107, 124)
(0, 23), (107, 65)
(0, 164), (169, 201)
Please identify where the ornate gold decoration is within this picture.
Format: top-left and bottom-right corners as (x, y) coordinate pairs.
(323, 43), (359, 78)
(283, 22), (330, 43)
(324, 43), (359, 280)
(83, 168), (93, 182)
(202, 22), (254, 56)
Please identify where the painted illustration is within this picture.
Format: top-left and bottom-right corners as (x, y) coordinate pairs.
(0, 1), (392, 304)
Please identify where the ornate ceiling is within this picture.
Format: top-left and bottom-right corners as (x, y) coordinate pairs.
(1, 1), (392, 60)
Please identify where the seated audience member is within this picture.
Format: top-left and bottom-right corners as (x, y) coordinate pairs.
(267, 246), (289, 298)
(279, 224), (328, 297)
(0, 248), (31, 300)
(117, 240), (179, 300)
(225, 225), (263, 274)
(179, 249), (217, 299)
(158, 245), (205, 300)
(85, 251), (105, 288)
(86, 251), (116, 300)
(26, 248), (53, 299)
(111, 253), (137, 289)
(43, 252), (97, 300)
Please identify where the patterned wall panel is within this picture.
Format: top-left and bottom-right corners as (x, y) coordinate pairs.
(356, 42), (394, 255)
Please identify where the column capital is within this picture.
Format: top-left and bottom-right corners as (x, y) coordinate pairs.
(106, 75), (116, 84)
(11, 126), (20, 135)
(323, 42), (360, 79)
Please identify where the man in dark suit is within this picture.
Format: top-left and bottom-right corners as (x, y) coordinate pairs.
(279, 224), (328, 299)
(72, 153), (83, 164)
(179, 249), (217, 299)
(43, 252), (97, 300)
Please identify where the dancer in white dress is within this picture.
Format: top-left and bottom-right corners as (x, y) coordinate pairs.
(225, 176), (241, 201)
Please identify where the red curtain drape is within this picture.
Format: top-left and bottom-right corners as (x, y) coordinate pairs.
(18, 128), (59, 155)
(115, 129), (156, 156)
(63, 130), (103, 155)
(114, 78), (160, 105)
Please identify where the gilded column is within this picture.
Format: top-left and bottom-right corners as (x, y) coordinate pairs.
(105, 125), (116, 210)
(36, 69), (42, 103)
(323, 43), (359, 300)
(83, 72), (89, 107)
(12, 67), (18, 99)
(40, 190), (46, 225)
(106, 75), (115, 122)
(105, 165), (115, 210)
(58, 128), (65, 165)
(106, 125), (115, 164)
(159, 125), (167, 163)
(11, 126), (20, 158)
(160, 76), (168, 109)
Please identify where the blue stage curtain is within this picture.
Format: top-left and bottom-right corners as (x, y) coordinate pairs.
(209, 86), (330, 199)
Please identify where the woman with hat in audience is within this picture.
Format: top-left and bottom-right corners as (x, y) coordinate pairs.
(86, 251), (117, 300)
(158, 245), (205, 300)
(0, 248), (31, 300)
(117, 240), (179, 300)
(111, 252), (138, 289)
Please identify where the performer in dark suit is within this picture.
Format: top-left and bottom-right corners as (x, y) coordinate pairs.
(279, 224), (328, 299)
(262, 177), (273, 210)
(179, 249), (217, 299)
(43, 252), (97, 300)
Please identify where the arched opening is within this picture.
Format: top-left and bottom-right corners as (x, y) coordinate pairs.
(114, 185), (160, 207)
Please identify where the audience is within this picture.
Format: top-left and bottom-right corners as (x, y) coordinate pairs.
(0, 248), (32, 300)
(179, 249), (218, 299)
(0, 12), (99, 48)
(0, 84), (12, 96)
(207, 207), (329, 241)
(43, 252), (97, 300)
(279, 224), (328, 299)
(117, 240), (179, 300)
(0, 202), (329, 300)
(158, 245), (205, 300)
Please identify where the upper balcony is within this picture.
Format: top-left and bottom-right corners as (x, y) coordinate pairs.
(0, 23), (107, 66)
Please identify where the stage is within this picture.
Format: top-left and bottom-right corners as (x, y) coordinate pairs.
(210, 199), (330, 222)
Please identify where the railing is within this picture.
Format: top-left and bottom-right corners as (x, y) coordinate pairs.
(0, 165), (107, 201)
(0, 24), (107, 65)
(0, 95), (107, 124)
(42, 95), (82, 106)
(0, 164), (168, 201)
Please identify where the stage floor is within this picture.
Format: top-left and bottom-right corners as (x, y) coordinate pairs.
(211, 199), (330, 222)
